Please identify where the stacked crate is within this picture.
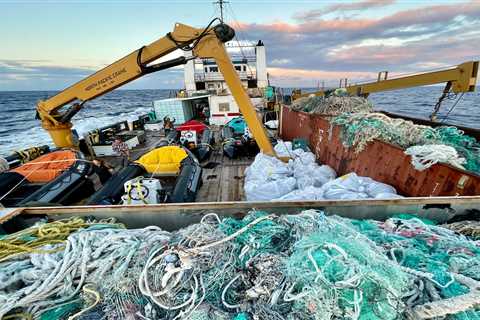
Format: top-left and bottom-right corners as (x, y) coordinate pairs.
(153, 98), (193, 125)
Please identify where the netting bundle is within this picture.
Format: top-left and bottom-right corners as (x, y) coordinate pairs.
(332, 112), (436, 151)
(291, 96), (373, 115)
(435, 126), (480, 173)
(284, 215), (411, 319)
(332, 112), (480, 173)
(3, 212), (480, 319)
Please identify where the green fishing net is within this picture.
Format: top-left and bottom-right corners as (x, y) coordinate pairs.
(291, 96), (373, 115)
(4, 210), (480, 319)
(39, 301), (82, 320)
(332, 112), (480, 174)
(351, 217), (480, 319)
(435, 126), (480, 173)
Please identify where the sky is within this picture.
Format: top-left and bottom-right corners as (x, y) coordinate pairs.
(0, 0), (478, 90)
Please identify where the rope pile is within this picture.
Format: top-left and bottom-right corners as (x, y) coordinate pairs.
(2, 212), (480, 319)
(332, 112), (480, 173)
(442, 220), (480, 239)
(0, 219), (168, 319)
(291, 96), (373, 115)
(405, 144), (466, 171)
(332, 112), (436, 151)
(0, 217), (121, 262)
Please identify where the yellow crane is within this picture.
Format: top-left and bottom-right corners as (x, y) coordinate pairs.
(293, 61), (478, 120)
(36, 19), (276, 157)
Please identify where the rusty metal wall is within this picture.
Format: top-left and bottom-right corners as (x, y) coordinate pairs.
(281, 106), (480, 197)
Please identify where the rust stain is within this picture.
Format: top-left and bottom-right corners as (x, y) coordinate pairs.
(280, 107), (480, 197)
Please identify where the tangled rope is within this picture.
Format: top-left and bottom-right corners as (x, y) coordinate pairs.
(405, 144), (466, 171)
(442, 220), (480, 239)
(291, 96), (373, 115)
(332, 112), (480, 174)
(3, 212), (480, 319)
(0, 222), (169, 319)
(0, 217), (122, 262)
(333, 112), (436, 152)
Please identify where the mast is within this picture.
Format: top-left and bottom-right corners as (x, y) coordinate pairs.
(214, 0), (228, 21)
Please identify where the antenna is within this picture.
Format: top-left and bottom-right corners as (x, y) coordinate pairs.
(214, 0), (229, 21)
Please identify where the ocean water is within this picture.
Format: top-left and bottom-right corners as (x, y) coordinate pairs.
(369, 86), (480, 128)
(0, 89), (171, 156)
(0, 87), (479, 156)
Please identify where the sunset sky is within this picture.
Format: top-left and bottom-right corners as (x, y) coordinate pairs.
(0, 0), (478, 90)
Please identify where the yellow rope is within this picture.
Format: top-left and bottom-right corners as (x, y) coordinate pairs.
(67, 285), (101, 320)
(0, 217), (125, 262)
(3, 312), (33, 320)
(0, 218), (89, 262)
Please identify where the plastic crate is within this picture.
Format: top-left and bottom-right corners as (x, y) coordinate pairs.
(153, 99), (193, 124)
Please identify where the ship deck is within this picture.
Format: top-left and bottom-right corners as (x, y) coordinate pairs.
(98, 129), (254, 202)
(196, 150), (252, 202)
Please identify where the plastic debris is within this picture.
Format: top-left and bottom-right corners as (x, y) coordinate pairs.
(291, 95), (373, 115)
(332, 112), (480, 174)
(3, 211), (480, 319)
(273, 140), (294, 158)
(264, 120), (279, 129)
(405, 144), (466, 171)
(442, 220), (480, 239)
(245, 176), (297, 201)
(244, 147), (399, 201)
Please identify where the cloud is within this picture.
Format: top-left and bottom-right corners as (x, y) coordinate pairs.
(235, 1), (480, 86)
(0, 59), (183, 90)
(268, 67), (376, 87)
(2, 1), (479, 90)
(294, 0), (396, 21)
(270, 58), (291, 66)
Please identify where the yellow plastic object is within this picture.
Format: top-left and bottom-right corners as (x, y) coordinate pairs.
(136, 146), (188, 174)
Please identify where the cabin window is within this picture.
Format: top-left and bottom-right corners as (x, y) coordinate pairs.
(235, 66), (242, 71)
(209, 66), (218, 72)
(204, 67), (208, 73)
(219, 103), (230, 112)
(243, 66), (247, 71)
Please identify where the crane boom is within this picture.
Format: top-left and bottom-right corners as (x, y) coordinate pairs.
(295, 61), (478, 99)
(37, 21), (276, 157)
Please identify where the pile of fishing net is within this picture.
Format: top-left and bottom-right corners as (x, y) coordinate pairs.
(244, 141), (401, 201)
(3, 211), (480, 319)
(442, 220), (480, 239)
(332, 112), (480, 173)
(291, 95), (373, 115)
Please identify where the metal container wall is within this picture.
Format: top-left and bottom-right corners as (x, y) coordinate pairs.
(280, 106), (480, 197)
(2, 197), (479, 231)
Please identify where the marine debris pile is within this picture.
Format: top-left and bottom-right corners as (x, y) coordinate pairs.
(244, 141), (401, 201)
(289, 95), (480, 174)
(332, 112), (480, 173)
(2, 211), (480, 319)
(291, 95), (373, 115)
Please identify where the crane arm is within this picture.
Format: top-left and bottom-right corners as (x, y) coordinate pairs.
(295, 61), (478, 99)
(37, 21), (276, 157)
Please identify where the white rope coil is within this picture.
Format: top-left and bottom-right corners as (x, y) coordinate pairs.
(405, 144), (466, 171)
